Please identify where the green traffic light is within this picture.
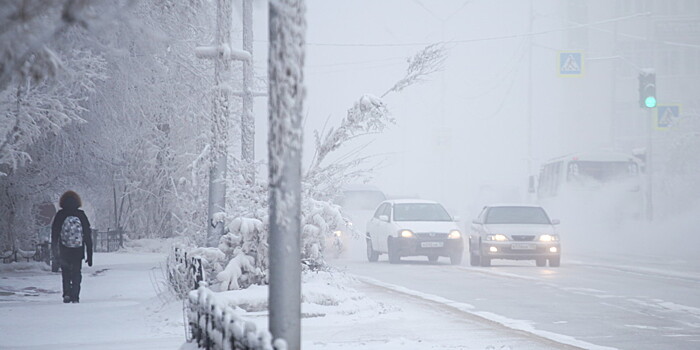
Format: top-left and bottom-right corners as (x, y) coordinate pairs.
(645, 96), (657, 108)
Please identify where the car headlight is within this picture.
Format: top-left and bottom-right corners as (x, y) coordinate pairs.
(539, 234), (559, 242)
(486, 234), (508, 241)
(333, 230), (342, 237)
(399, 229), (414, 238)
(448, 230), (461, 239)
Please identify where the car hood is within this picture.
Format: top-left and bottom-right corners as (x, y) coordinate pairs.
(395, 221), (460, 233)
(483, 224), (556, 236)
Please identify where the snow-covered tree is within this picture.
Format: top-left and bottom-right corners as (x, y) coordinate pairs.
(0, 1), (215, 249)
(0, 25), (109, 250)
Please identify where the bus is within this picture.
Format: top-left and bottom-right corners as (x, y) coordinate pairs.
(534, 151), (645, 225)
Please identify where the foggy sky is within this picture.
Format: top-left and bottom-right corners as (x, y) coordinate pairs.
(244, 0), (659, 217)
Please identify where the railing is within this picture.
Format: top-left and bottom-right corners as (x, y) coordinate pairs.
(171, 247), (207, 291)
(187, 286), (278, 350)
(1, 242), (50, 264)
(92, 229), (123, 252)
(2, 228), (122, 266)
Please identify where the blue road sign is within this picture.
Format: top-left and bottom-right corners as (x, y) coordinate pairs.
(656, 105), (680, 129)
(559, 52), (583, 76)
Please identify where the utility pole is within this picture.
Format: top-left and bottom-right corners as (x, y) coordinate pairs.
(197, 0), (251, 247)
(268, 0), (305, 348)
(241, 0), (255, 184)
(527, 0), (534, 191)
(645, 106), (653, 221)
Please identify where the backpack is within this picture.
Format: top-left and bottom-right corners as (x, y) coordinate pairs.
(61, 216), (83, 248)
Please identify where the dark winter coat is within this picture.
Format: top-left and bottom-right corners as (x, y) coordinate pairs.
(51, 191), (93, 263)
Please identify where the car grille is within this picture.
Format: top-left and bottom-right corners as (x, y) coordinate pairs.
(415, 232), (448, 239)
(511, 235), (536, 241)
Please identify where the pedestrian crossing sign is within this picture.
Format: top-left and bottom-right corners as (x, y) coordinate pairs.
(656, 105), (680, 130)
(558, 51), (583, 76)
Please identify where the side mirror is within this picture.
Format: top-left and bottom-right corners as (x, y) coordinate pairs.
(379, 215), (389, 222)
(551, 219), (560, 225)
(472, 219), (482, 225)
(453, 215), (461, 222)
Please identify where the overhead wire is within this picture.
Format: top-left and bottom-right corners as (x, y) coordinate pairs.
(297, 12), (653, 48)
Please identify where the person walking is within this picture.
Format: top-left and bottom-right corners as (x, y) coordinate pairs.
(51, 190), (93, 303)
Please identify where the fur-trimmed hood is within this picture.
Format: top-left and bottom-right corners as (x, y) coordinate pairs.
(59, 191), (82, 209)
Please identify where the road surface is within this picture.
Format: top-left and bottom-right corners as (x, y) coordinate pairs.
(331, 236), (700, 350)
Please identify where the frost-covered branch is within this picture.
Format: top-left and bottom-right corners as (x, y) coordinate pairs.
(381, 43), (447, 98)
(306, 43), (446, 189)
(308, 94), (392, 174)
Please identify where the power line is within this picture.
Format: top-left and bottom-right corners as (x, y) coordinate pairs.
(295, 12), (651, 48)
(306, 56), (406, 68)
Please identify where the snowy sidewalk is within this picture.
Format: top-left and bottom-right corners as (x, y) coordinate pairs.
(0, 252), (184, 350)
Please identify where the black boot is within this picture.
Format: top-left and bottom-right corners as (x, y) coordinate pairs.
(63, 295), (71, 303)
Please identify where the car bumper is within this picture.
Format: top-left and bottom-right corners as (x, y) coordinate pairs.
(481, 242), (560, 260)
(394, 237), (463, 257)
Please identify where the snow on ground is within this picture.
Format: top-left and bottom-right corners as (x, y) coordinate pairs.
(0, 249), (184, 349)
(2, 239), (579, 349)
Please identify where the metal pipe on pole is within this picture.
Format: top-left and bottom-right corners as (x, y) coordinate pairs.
(268, 0), (306, 348)
(242, 0), (255, 184)
(527, 0), (534, 186)
(204, 0), (233, 247)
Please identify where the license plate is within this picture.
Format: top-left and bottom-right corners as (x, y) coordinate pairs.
(511, 243), (536, 250)
(421, 241), (444, 248)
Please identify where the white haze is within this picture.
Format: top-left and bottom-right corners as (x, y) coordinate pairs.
(246, 0), (700, 264)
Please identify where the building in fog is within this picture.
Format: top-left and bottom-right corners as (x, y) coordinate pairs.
(527, 0), (698, 217)
(547, 0), (698, 151)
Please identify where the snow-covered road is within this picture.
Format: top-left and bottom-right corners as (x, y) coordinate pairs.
(331, 240), (700, 350)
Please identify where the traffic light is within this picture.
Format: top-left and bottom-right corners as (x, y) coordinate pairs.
(638, 70), (656, 108)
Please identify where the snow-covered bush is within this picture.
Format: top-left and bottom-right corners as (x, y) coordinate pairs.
(300, 198), (345, 267)
(217, 217), (267, 290)
(167, 242), (228, 298)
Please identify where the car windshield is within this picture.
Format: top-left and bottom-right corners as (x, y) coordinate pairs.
(485, 206), (551, 224)
(393, 203), (452, 222)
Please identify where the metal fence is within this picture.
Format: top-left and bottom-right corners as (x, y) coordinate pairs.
(92, 230), (123, 252)
(170, 247), (278, 349)
(187, 286), (277, 350)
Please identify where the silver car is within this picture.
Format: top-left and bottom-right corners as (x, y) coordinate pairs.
(468, 204), (561, 267)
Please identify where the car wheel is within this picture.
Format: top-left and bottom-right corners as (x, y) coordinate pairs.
(479, 246), (491, 267)
(469, 250), (480, 266)
(549, 256), (561, 267)
(535, 258), (546, 267)
(449, 251), (463, 265)
(366, 238), (379, 262)
(388, 238), (400, 264)
(428, 255), (439, 263)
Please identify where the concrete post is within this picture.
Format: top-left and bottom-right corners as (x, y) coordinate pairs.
(268, 0), (306, 348)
